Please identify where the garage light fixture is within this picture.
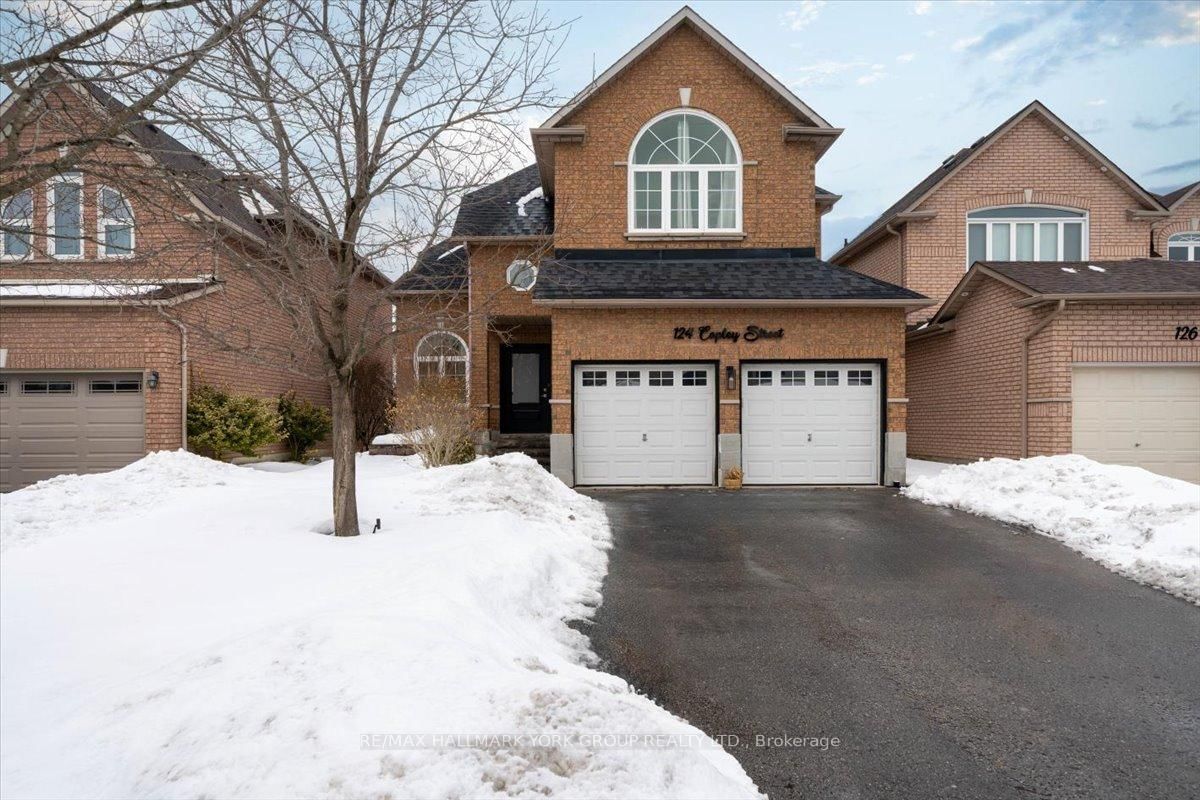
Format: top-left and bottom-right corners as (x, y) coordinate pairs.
(725, 365), (736, 391)
(146, 371), (159, 390)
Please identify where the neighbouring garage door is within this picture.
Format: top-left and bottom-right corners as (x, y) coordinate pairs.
(0, 372), (146, 492)
(573, 363), (715, 485)
(742, 363), (881, 485)
(1072, 365), (1200, 483)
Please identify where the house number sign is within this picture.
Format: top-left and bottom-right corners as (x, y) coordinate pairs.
(672, 324), (784, 343)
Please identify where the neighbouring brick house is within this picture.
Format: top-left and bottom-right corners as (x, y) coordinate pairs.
(393, 7), (930, 487)
(0, 67), (386, 490)
(831, 102), (1200, 482)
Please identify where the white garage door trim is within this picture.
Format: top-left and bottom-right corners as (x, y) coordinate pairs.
(573, 362), (717, 486)
(741, 361), (882, 485)
(1071, 363), (1200, 483)
(0, 370), (147, 491)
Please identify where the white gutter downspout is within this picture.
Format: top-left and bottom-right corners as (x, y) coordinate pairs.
(1021, 299), (1066, 458)
(161, 314), (190, 450)
(885, 223), (904, 286)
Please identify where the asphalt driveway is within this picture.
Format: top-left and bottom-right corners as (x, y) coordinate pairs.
(586, 487), (1200, 799)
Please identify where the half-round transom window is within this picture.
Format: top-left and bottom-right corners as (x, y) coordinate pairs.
(1167, 232), (1200, 261)
(629, 110), (741, 233)
(966, 205), (1087, 267)
(414, 331), (467, 381)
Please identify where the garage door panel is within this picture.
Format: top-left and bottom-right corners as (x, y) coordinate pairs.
(574, 364), (715, 486)
(742, 363), (880, 485)
(1, 372), (145, 491)
(1072, 366), (1200, 483)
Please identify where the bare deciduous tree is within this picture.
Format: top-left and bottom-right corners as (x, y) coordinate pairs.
(142, 0), (564, 535)
(1, 0), (267, 197)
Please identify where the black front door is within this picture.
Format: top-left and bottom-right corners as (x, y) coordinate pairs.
(500, 344), (551, 433)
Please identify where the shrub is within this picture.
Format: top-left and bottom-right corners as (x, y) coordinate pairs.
(277, 391), (332, 461)
(187, 384), (280, 458)
(353, 358), (395, 450)
(389, 378), (474, 468)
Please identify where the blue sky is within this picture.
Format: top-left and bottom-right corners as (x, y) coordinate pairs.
(536, 0), (1200, 256)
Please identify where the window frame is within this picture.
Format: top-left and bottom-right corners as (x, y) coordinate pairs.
(627, 108), (743, 235)
(1166, 232), (1200, 262)
(1, 188), (34, 261)
(97, 185), (135, 259)
(412, 330), (468, 382)
(46, 172), (85, 260)
(964, 205), (1088, 268)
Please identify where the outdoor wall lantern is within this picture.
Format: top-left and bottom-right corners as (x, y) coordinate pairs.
(725, 365), (736, 391)
(147, 371), (160, 390)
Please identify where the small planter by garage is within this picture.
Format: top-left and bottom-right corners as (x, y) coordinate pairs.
(723, 468), (743, 490)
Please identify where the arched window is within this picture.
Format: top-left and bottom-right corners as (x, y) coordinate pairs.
(1167, 232), (1200, 261)
(98, 186), (134, 257)
(0, 189), (33, 259)
(414, 331), (467, 381)
(629, 110), (741, 233)
(966, 206), (1087, 267)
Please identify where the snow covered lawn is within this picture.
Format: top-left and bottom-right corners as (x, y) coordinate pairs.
(1, 452), (760, 799)
(904, 455), (1200, 604)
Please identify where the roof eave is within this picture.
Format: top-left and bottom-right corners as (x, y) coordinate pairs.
(1014, 291), (1200, 307)
(532, 297), (932, 309)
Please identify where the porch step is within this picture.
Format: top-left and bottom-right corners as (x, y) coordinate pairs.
(489, 433), (551, 471)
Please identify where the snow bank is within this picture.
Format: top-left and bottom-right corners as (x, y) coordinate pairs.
(904, 455), (1200, 603)
(1, 452), (760, 799)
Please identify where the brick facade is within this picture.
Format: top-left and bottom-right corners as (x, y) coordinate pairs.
(552, 25), (821, 251)
(898, 112), (1157, 318)
(1, 81), (381, 459)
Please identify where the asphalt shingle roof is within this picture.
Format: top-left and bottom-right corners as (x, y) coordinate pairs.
(450, 165), (553, 239)
(1155, 180), (1199, 210)
(392, 240), (468, 293)
(981, 259), (1200, 295)
(533, 248), (928, 303)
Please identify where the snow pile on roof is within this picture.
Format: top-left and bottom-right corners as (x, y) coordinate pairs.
(0, 452), (761, 798)
(904, 455), (1200, 603)
(516, 185), (543, 217)
(0, 282), (164, 299)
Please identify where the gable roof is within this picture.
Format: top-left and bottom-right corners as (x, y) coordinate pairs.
(1156, 180), (1200, 210)
(391, 239), (468, 294)
(450, 165), (553, 240)
(541, 6), (831, 131)
(830, 101), (1169, 265)
(531, 6), (840, 195)
(922, 259), (1200, 329)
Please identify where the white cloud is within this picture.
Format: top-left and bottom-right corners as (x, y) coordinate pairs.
(913, 1), (933, 15)
(1087, 98), (1108, 107)
(896, 52), (916, 63)
(793, 60), (885, 88)
(1155, 7), (1200, 46)
(782, 0), (827, 31)
(952, 34), (982, 51)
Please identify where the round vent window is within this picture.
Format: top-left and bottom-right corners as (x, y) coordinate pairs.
(506, 259), (537, 291)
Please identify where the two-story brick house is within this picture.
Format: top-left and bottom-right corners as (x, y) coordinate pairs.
(393, 7), (930, 488)
(831, 102), (1200, 482)
(0, 67), (384, 490)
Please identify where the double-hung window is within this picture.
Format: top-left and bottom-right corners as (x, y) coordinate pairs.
(98, 187), (135, 257)
(966, 206), (1086, 267)
(48, 172), (84, 258)
(629, 111), (741, 234)
(1, 189), (33, 259)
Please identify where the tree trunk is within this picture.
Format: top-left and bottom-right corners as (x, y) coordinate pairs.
(330, 378), (360, 537)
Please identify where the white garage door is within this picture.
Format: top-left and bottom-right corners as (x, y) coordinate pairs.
(573, 364), (715, 485)
(0, 372), (146, 492)
(742, 363), (881, 485)
(1072, 365), (1200, 483)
